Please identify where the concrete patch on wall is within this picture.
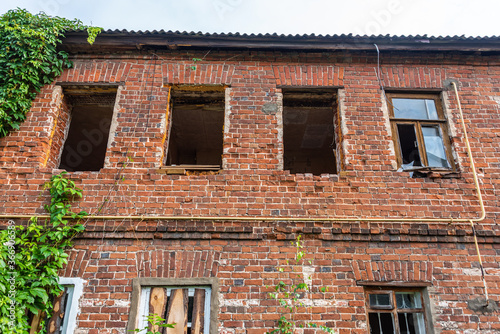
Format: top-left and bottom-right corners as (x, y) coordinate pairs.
(262, 102), (278, 115)
(467, 297), (499, 314)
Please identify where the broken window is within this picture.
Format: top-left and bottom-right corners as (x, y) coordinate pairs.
(127, 278), (218, 334)
(59, 85), (117, 171)
(29, 278), (83, 334)
(164, 85), (225, 172)
(282, 88), (337, 175)
(365, 288), (429, 334)
(387, 93), (454, 171)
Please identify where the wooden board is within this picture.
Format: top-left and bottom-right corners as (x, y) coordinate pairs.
(47, 289), (67, 334)
(191, 289), (206, 334)
(165, 289), (188, 334)
(149, 287), (167, 333)
(29, 310), (44, 334)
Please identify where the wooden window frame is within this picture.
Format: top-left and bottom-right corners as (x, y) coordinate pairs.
(365, 287), (430, 334)
(127, 277), (219, 334)
(386, 92), (455, 171)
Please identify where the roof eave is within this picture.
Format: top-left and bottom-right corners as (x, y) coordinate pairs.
(60, 31), (500, 53)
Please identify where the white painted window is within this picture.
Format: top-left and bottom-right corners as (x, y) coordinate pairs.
(57, 277), (84, 334)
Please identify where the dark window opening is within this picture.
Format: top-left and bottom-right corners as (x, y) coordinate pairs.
(59, 86), (117, 171)
(282, 88), (337, 175)
(165, 86), (225, 169)
(396, 124), (422, 167)
(369, 312), (395, 334)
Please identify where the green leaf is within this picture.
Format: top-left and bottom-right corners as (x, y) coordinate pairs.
(30, 288), (49, 303)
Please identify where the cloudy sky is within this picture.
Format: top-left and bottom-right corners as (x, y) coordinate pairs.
(1, 0), (499, 37)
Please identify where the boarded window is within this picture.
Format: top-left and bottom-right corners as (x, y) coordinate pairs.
(282, 88), (337, 175)
(59, 85), (117, 171)
(365, 288), (429, 334)
(137, 286), (211, 334)
(165, 85), (225, 171)
(387, 93), (454, 171)
(29, 285), (75, 334)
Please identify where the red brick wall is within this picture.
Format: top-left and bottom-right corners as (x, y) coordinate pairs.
(0, 49), (499, 333)
(65, 223), (500, 334)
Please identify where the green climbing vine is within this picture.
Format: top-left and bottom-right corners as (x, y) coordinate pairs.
(0, 172), (88, 333)
(267, 235), (336, 334)
(0, 8), (101, 137)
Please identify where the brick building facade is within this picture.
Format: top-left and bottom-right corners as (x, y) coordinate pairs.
(1, 31), (499, 333)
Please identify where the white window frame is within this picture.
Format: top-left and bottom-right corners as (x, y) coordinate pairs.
(58, 277), (84, 334)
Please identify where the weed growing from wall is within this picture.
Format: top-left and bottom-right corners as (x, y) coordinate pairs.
(130, 313), (176, 334)
(267, 235), (336, 334)
(0, 8), (101, 137)
(0, 172), (87, 333)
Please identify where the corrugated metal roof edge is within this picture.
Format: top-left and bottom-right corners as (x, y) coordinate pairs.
(94, 29), (499, 40)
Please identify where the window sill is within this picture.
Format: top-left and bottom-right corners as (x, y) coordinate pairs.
(398, 166), (460, 179)
(157, 165), (221, 175)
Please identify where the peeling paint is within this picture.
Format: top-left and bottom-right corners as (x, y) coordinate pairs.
(338, 89), (350, 166)
(489, 95), (500, 108)
(222, 88), (232, 170)
(441, 91), (463, 168)
(276, 92), (284, 171)
(462, 268), (481, 276)
(380, 91), (397, 170)
(105, 85), (124, 167)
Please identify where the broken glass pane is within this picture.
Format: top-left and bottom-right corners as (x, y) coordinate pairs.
(369, 294), (392, 308)
(422, 126), (449, 168)
(393, 99), (438, 120)
(398, 312), (426, 334)
(397, 124), (422, 166)
(369, 313), (395, 334)
(396, 292), (422, 309)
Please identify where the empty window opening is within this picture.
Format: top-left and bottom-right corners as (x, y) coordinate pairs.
(165, 86), (225, 170)
(282, 88), (337, 175)
(59, 86), (117, 171)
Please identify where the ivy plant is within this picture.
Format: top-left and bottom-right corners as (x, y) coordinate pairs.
(0, 8), (101, 137)
(0, 172), (87, 333)
(267, 235), (336, 334)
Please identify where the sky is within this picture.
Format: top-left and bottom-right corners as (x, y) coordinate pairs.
(1, 0), (499, 37)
